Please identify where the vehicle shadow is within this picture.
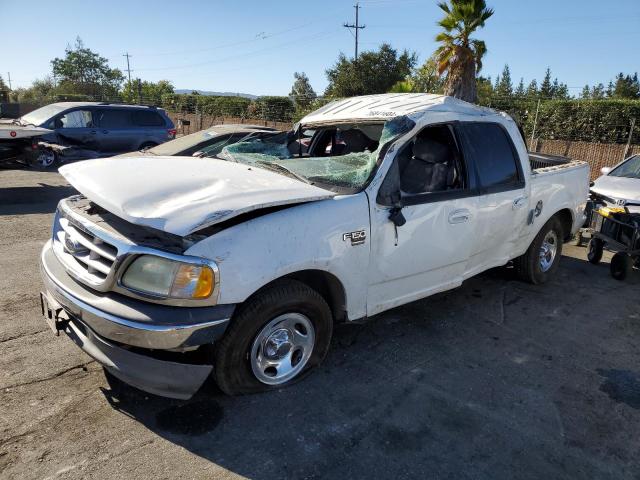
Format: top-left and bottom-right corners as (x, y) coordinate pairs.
(0, 184), (77, 215)
(99, 254), (640, 479)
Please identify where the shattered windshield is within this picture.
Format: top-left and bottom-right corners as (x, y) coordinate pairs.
(218, 116), (415, 192)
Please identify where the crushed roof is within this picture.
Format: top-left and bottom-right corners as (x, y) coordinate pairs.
(299, 93), (498, 125)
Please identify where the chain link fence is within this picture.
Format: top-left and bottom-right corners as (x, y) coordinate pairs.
(3, 93), (638, 180)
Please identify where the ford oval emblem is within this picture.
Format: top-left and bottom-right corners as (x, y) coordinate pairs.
(64, 234), (88, 254)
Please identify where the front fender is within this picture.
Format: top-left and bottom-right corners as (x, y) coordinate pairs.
(185, 194), (371, 320)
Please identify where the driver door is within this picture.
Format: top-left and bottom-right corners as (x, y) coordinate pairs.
(367, 122), (481, 316)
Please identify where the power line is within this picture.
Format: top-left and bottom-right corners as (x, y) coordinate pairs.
(343, 2), (366, 60)
(134, 29), (338, 72)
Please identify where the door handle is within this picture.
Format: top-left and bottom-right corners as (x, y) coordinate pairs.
(513, 196), (528, 210)
(90, 130), (97, 135)
(448, 209), (471, 224)
(102, 130), (108, 134)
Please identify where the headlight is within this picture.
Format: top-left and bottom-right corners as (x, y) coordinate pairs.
(121, 255), (215, 299)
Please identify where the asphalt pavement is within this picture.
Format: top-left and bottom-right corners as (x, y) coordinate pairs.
(1, 166), (639, 479)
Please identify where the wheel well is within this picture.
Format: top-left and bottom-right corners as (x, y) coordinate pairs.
(554, 209), (573, 241)
(282, 270), (347, 323)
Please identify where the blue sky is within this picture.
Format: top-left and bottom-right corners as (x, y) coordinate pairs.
(2, 0), (639, 96)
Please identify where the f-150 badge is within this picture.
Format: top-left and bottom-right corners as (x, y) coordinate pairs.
(343, 230), (366, 246)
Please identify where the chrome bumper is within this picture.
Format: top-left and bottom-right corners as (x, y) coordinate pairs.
(40, 240), (234, 350)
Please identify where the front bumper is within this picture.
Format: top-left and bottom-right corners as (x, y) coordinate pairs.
(61, 315), (213, 399)
(41, 240), (234, 350)
(40, 240), (236, 399)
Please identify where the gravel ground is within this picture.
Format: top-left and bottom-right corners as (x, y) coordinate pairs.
(1, 166), (639, 480)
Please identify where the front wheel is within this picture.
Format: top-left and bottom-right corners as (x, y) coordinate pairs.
(587, 238), (604, 265)
(214, 279), (333, 395)
(28, 148), (58, 170)
(514, 217), (564, 284)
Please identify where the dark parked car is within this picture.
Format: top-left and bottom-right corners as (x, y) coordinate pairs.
(117, 124), (280, 158)
(11, 102), (176, 168)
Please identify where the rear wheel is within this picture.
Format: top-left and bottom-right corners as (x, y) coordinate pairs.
(214, 279), (333, 395)
(139, 142), (157, 151)
(514, 217), (564, 284)
(587, 238), (604, 265)
(610, 253), (632, 281)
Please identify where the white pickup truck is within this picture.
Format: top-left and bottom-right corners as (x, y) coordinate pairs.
(40, 94), (589, 398)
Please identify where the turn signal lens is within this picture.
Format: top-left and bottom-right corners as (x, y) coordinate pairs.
(171, 264), (214, 299)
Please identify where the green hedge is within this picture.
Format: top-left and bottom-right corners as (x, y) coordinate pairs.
(160, 94), (295, 122)
(52, 93), (96, 102)
(486, 98), (640, 144)
(158, 94), (639, 143)
(252, 96), (295, 122)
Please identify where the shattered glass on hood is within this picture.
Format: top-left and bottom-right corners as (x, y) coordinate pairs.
(219, 115), (415, 190)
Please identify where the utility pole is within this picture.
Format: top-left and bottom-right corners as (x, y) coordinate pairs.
(123, 52), (132, 86)
(136, 78), (142, 105)
(530, 99), (541, 150)
(623, 117), (636, 160)
(6, 72), (12, 90)
(343, 2), (366, 60)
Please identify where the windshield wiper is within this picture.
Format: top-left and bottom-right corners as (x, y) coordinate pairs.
(256, 160), (311, 184)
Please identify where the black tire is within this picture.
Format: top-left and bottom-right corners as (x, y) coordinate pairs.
(214, 279), (333, 395)
(28, 148), (58, 170)
(610, 253), (632, 281)
(514, 216), (564, 285)
(587, 238), (604, 265)
(139, 142), (157, 151)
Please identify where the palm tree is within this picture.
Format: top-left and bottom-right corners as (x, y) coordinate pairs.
(434, 0), (494, 103)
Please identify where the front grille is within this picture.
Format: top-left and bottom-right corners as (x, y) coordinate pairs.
(52, 213), (119, 286)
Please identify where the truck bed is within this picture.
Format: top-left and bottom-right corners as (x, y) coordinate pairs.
(528, 152), (571, 171)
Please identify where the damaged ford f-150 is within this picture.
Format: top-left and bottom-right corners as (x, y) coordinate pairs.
(39, 94), (590, 398)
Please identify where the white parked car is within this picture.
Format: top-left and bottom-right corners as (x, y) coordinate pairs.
(39, 94), (589, 398)
(591, 154), (640, 212)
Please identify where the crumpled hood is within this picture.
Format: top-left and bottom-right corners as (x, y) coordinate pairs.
(591, 175), (640, 203)
(59, 156), (335, 236)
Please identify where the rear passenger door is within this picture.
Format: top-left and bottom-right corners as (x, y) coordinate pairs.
(94, 109), (136, 153)
(131, 110), (168, 149)
(459, 122), (529, 276)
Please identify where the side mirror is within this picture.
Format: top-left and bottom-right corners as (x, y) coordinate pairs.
(601, 167), (611, 175)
